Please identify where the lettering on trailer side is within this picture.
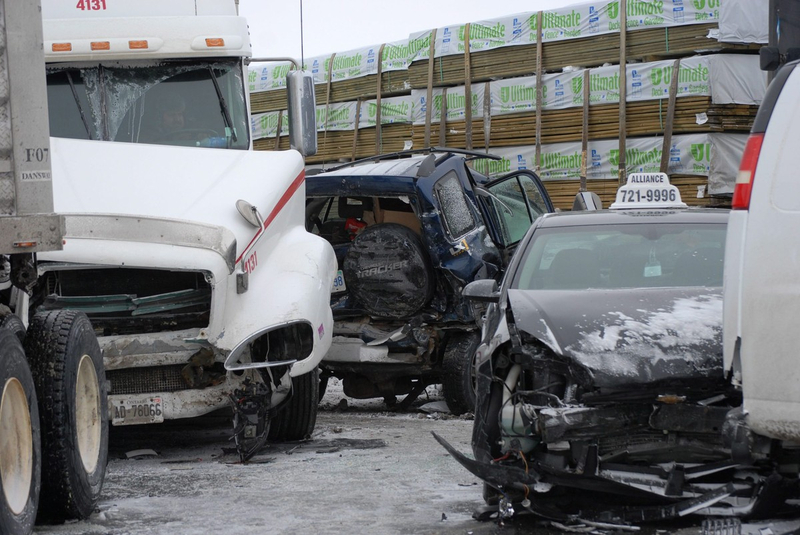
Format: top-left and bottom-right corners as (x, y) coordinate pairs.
(75, 0), (107, 11)
(21, 171), (52, 181)
(24, 148), (49, 163)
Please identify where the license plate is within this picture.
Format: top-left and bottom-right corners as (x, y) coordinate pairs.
(111, 396), (164, 426)
(332, 270), (347, 293)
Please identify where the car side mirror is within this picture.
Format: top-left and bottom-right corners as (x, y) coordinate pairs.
(286, 70), (317, 157)
(463, 279), (500, 303)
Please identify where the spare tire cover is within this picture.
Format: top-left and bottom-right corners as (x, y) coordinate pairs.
(343, 223), (434, 319)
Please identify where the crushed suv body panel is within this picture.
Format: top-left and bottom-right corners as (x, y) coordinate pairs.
(307, 150), (553, 412)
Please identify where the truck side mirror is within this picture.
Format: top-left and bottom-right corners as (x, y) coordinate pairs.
(286, 70), (317, 157)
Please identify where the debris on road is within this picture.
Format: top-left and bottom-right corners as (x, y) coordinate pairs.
(125, 449), (159, 459)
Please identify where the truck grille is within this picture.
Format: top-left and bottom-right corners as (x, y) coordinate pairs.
(107, 365), (189, 395)
(37, 267), (211, 336)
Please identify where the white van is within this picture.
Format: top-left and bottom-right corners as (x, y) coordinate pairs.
(724, 59), (800, 442)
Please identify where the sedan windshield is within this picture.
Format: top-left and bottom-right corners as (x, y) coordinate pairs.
(512, 222), (727, 290)
(46, 59), (249, 150)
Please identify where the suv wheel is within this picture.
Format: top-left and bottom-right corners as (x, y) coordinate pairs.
(343, 223), (434, 319)
(441, 332), (480, 415)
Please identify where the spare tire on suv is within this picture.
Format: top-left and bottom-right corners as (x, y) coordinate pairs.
(343, 223), (434, 319)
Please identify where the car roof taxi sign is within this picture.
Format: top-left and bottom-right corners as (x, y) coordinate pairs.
(609, 172), (687, 210)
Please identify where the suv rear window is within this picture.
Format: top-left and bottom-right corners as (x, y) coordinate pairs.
(434, 172), (477, 239)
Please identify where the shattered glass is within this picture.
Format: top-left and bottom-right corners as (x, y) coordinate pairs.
(46, 59), (249, 150)
(434, 171), (476, 239)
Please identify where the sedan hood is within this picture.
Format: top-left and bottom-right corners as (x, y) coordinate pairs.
(507, 288), (722, 388)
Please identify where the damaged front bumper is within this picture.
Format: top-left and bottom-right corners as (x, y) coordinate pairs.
(434, 354), (800, 525)
(433, 432), (798, 525)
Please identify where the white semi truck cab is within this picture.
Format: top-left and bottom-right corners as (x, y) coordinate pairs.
(32, 0), (335, 460)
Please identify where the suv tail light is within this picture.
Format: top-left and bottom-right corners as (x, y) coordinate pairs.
(732, 133), (764, 210)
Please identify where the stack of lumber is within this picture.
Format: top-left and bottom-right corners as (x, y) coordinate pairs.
(250, 71), (410, 114)
(249, 5), (766, 205)
(255, 124), (415, 165)
(411, 97), (757, 148)
(407, 24), (759, 88)
(542, 176), (710, 211)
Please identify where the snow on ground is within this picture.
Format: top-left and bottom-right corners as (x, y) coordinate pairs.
(33, 380), (800, 534)
(35, 381), (486, 535)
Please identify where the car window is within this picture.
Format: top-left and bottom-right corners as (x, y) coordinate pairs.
(513, 222), (727, 290)
(434, 171), (477, 240)
(486, 175), (547, 246)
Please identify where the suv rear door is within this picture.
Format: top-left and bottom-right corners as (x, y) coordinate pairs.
(479, 170), (554, 257)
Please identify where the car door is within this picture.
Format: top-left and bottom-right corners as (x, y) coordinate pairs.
(479, 170), (554, 258)
(427, 170), (503, 284)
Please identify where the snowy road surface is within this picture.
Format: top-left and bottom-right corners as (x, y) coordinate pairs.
(34, 382), (800, 535)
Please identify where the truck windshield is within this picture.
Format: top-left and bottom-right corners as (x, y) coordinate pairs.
(45, 58), (249, 150)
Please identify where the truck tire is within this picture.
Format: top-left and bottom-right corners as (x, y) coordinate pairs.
(441, 332), (480, 415)
(268, 368), (319, 442)
(318, 373), (329, 403)
(24, 310), (108, 523)
(343, 223), (434, 319)
(0, 329), (41, 535)
(0, 315), (26, 344)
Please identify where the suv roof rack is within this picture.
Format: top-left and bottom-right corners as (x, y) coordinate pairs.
(322, 146), (502, 173)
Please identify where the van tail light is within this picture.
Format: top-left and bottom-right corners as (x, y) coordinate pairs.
(732, 133), (764, 210)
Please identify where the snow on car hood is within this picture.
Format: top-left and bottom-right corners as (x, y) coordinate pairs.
(507, 288), (723, 387)
(49, 137), (305, 256)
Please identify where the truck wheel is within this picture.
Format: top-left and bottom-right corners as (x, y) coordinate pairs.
(0, 315), (26, 344)
(0, 329), (41, 535)
(442, 332), (480, 415)
(24, 310), (107, 523)
(268, 368), (319, 441)
(318, 374), (329, 403)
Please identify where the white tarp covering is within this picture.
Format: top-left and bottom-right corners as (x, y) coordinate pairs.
(411, 85), (486, 125)
(249, 0), (767, 93)
(252, 96), (414, 139)
(471, 133), (747, 194)
(316, 102), (360, 132)
(718, 0), (768, 43)
(411, 0), (736, 62)
(251, 110), (288, 140)
(489, 55), (764, 114)
(250, 102), (360, 134)
(248, 62), (293, 93)
(707, 54), (768, 104)
(358, 95), (414, 128)
(708, 132), (747, 194)
(305, 47), (381, 85)
(249, 37), (426, 92)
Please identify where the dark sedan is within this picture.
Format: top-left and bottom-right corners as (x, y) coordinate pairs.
(435, 175), (800, 526)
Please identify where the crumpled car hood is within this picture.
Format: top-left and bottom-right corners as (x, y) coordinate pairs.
(49, 137), (305, 258)
(507, 288), (723, 387)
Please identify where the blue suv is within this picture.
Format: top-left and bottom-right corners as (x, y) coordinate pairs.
(306, 149), (554, 414)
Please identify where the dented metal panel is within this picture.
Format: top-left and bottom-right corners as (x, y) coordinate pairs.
(64, 214), (237, 273)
